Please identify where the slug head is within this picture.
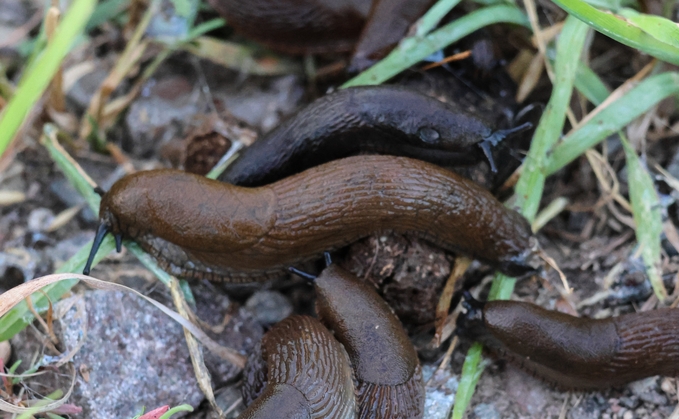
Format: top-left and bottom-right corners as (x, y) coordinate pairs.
(455, 291), (487, 341)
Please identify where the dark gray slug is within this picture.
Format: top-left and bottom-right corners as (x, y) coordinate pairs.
(220, 86), (531, 187)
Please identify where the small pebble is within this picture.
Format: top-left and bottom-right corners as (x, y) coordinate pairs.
(245, 290), (293, 325)
(27, 208), (54, 232)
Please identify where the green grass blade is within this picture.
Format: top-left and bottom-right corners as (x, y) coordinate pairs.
(415, 0), (463, 36)
(451, 343), (486, 419)
(86, 0), (129, 31)
(158, 405), (194, 419)
(343, 5), (529, 87)
(620, 134), (666, 299)
(41, 125), (101, 212)
(550, 0), (679, 65)
(0, 0), (97, 157)
(515, 16), (590, 222)
(617, 7), (679, 47)
(451, 16), (590, 419)
(575, 62), (610, 106)
(546, 72), (679, 175)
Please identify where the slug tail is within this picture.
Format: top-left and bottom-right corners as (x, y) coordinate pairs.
(83, 222), (111, 275)
(354, 365), (425, 419)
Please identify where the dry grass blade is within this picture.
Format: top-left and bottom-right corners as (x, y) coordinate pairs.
(0, 364), (76, 414)
(0, 191), (26, 206)
(433, 257), (470, 347)
(169, 279), (224, 416)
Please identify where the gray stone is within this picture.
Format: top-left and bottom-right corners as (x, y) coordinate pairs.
(473, 403), (501, 419)
(14, 290), (204, 418)
(422, 364), (458, 419)
(244, 290), (293, 325)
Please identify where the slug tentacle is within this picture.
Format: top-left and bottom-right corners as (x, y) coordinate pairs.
(288, 266), (317, 282)
(477, 121), (533, 173)
(83, 223), (113, 275)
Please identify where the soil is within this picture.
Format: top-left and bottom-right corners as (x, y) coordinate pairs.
(1, 0), (678, 418)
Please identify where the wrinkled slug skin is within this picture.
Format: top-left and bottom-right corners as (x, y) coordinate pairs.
(98, 155), (539, 282)
(238, 316), (356, 419)
(205, 0), (432, 70)
(220, 86), (494, 187)
(314, 265), (424, 419)
(458, 300), (679, 389)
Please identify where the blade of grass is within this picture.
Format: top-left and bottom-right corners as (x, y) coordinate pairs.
(0, 0), (96, 158)
(575, 62), (610, 106)
(550, 0), (679, 65)
(620, 134), (666, 300)
(546, 72), (679, 175)
(415, 0), (463, 37)
(451, 16), (590, 419)
(617, 7), (679, 46)
(559, 62), (666, 299)
(451, 343), (487, 419)
(516, 16), (590, 222)
(343, 4), (529, 87)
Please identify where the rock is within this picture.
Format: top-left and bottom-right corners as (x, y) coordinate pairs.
(27, 208), (55, 232)
(13, 290), (205, 418)
(473, 403), (501, 419)
(244, 290), (293, 325)
(422, 364), (458, 419)
(568, 394), (606, 419)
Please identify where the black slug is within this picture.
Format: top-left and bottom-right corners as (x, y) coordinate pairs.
(219, 86), (531, 187)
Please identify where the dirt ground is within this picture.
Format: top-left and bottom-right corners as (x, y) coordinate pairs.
(1, 0), (678, 418)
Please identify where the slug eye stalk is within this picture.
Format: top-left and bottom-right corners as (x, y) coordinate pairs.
(83, 222), (122, 275)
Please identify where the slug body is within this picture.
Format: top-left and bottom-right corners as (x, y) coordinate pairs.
(206, 0), (435, 70)
(240, 315), (356, 419)
(313, 264), (424, 419)
(457, 296), (679, 389)
(220, 86), (530, 187)
(87, 155), (539, 282)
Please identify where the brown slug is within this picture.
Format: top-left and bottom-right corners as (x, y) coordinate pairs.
(206, 0), (435, 71)
(219, 85), (532, 187)
(239, 315), (357, 419)
(311, 262), (425, 419)
(456, 292), (679, 389)
(242, 259), (423, 418)
(83, 155), (541, 282)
